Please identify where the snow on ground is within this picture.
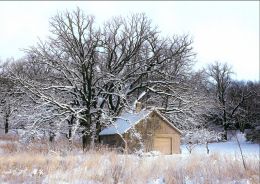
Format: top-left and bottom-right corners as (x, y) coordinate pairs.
(147, 177), (165, 184)
(181, 141), (259, 156)
(181, 132), (259, 156)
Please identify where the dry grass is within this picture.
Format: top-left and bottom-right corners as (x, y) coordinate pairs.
(0, 133), (19, 142)
(0, 142), (18, 153)
(0, 139), (259, 184)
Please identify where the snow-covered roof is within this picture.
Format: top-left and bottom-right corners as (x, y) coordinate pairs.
(99, 108), (182, 136)
(99, 110), (150, 136)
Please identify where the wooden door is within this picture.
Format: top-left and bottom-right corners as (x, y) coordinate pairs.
(153, 137), (172, 154)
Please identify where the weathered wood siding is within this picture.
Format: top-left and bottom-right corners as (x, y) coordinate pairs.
(100, 134), (124, 148)
(100, 110), (181, 154)
(150, 111), (181, 154)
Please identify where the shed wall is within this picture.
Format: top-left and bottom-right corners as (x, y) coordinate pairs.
(100, 111), (181, 154)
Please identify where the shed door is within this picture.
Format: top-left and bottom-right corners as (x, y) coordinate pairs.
(153, 137), (172, 154)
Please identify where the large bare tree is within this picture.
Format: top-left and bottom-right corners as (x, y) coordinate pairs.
(9, 8), (196, 149)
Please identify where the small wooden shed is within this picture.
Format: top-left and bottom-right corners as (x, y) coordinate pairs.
(99, 107), (182, 154)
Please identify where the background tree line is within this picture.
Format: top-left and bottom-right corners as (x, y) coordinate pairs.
(0, 8), (259, 150)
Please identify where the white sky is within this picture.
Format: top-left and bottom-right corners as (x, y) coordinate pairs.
(0, 1), (259, 81)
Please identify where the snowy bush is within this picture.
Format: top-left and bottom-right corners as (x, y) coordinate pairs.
(182, 128), (221, 154)
(245, 126), (260, 143)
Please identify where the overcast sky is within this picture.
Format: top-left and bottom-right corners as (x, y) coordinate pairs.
(0, 1), (259, 81)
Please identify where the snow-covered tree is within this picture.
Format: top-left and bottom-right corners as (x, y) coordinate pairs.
(0, 60), (27, 133)
(8, 8), (197, 149)
(206, 61), (256, 140)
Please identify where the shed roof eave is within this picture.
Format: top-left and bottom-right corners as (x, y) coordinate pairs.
(152, 109), (182, 135)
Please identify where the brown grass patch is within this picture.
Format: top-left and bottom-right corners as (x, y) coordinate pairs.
(0, 136), (258, 183)
(0, 151), (258, 184)
(0, 142), (18, 153)
(0, 133), (19, 142)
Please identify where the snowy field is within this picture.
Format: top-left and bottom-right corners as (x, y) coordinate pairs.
(181, 141), (259, 155)
(181, 133), (259, 156)
(0, 132), (259, 184)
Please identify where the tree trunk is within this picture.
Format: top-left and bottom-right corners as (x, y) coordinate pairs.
(96, 120), (101, 143)
(49, 132), (55, 142)
(67, 116), (73, 140)
(68, 127), (72, 140)
(82, 130), (91, 151)
(223, 127), (228, 140)
(82, 133), (87, 151)
(239, 121), (245, 133)
(67, 123), (73, 151)
(206, 142), (209, 154)
(90, 122), (97, 149)
(48, 122), (55, 142)
(223, 109), (228, 140)
(4, 115), (9, 134)
(82, 115), (92, 151)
